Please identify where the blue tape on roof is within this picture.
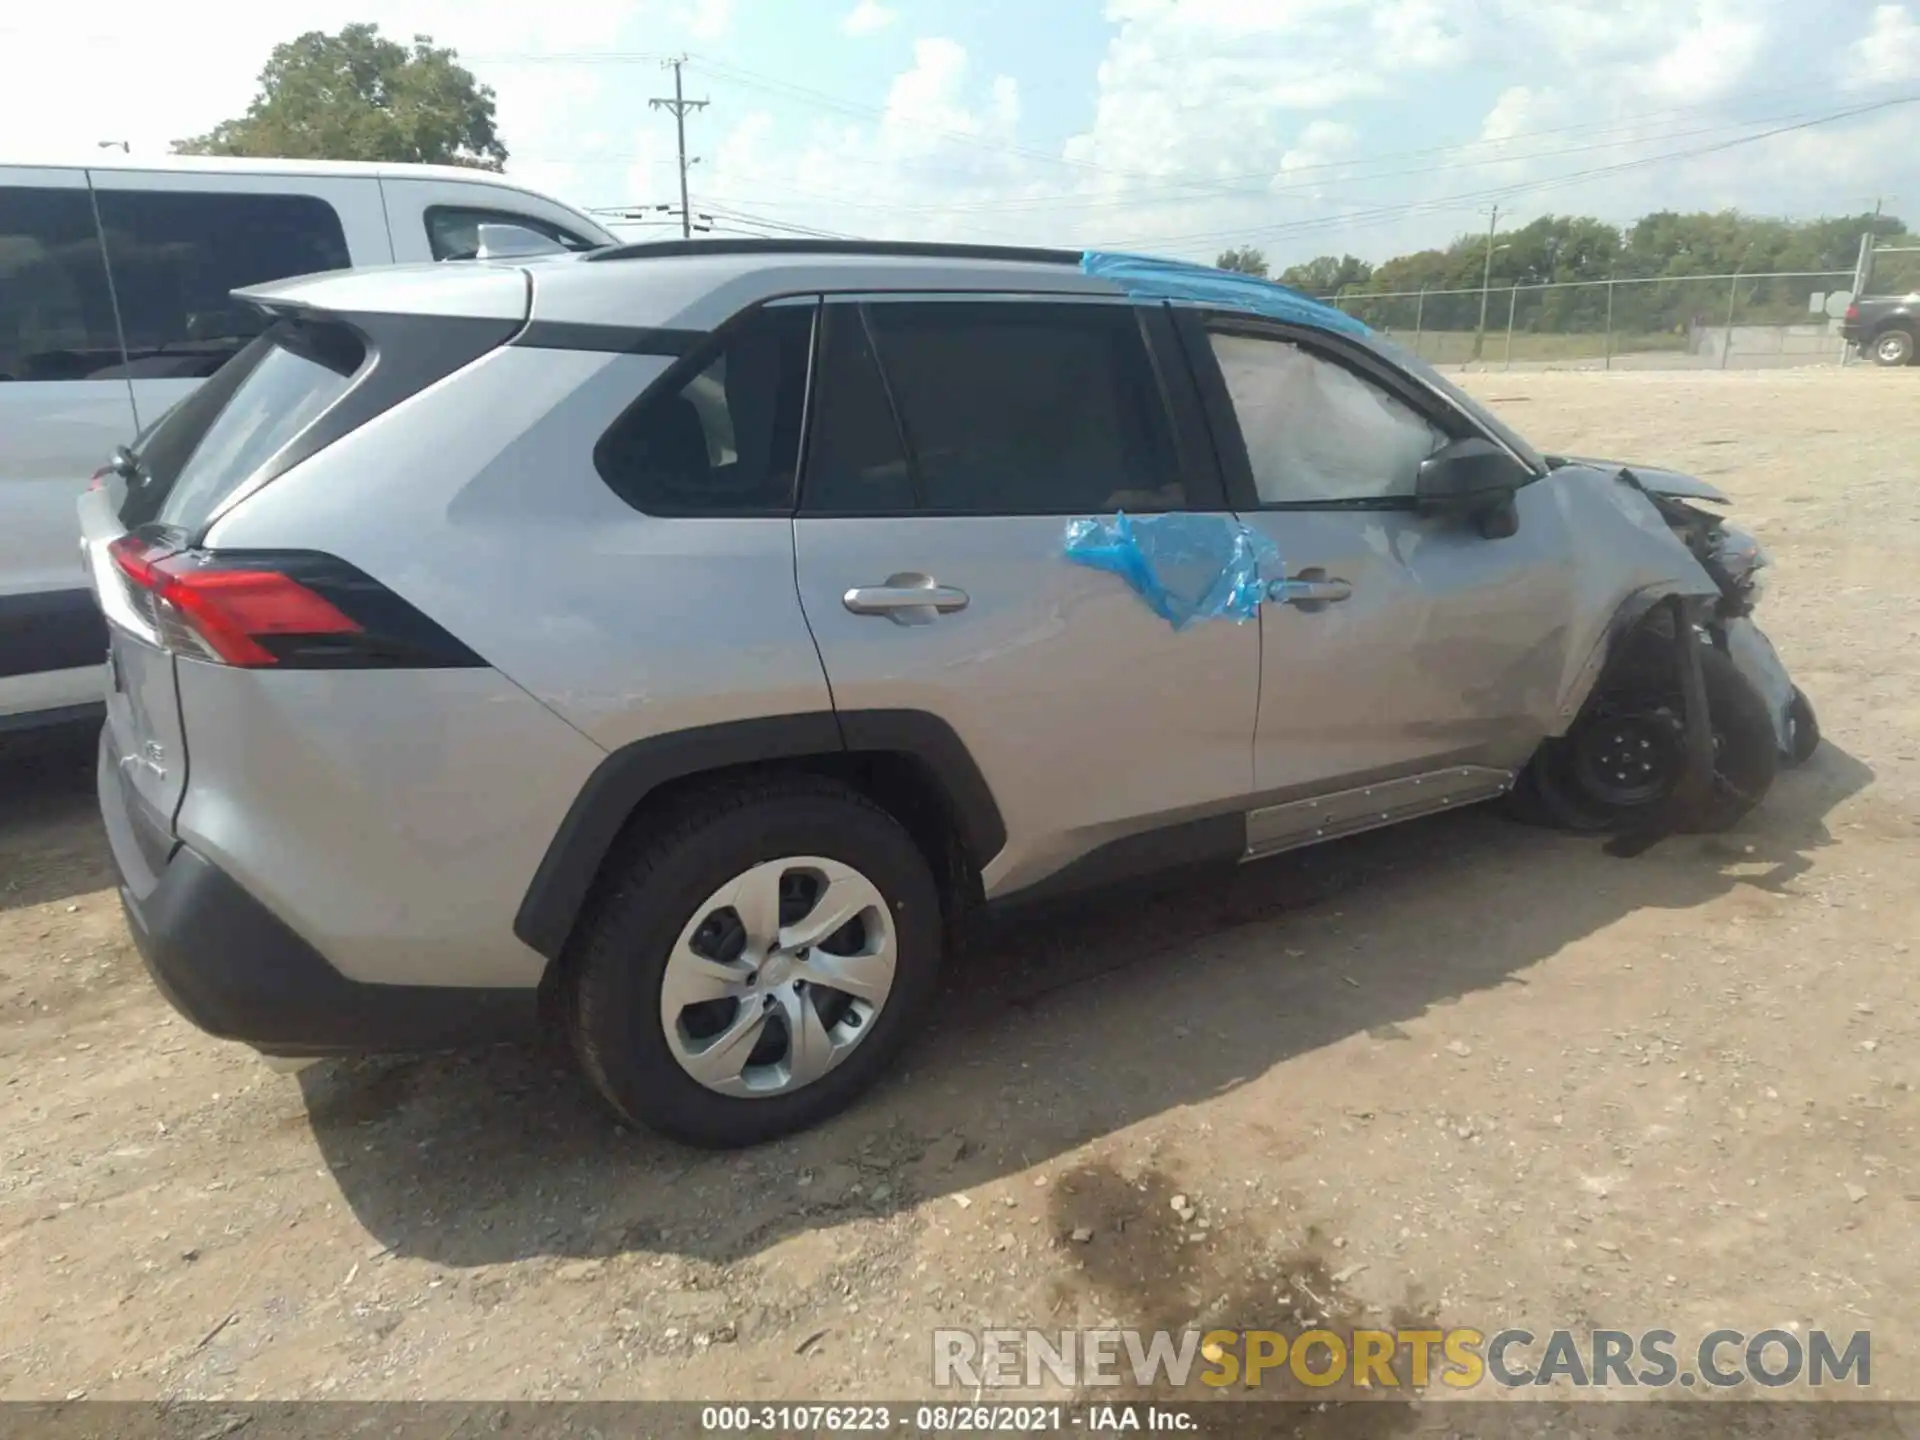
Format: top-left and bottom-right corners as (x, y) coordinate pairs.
(1080, 251), (1371, 339)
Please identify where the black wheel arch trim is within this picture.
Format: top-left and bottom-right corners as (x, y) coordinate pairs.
(1553, 584), (1718, 737)
(512, 709), (1008, 962)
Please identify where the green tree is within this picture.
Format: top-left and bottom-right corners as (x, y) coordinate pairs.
(1278, 254), (1374, 295)
(1215, 245), (1269, 277)
(174, 24), (507, 170)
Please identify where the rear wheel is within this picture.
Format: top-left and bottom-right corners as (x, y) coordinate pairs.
(1513, 641), (1778, 834)
(1873, 328), (1914, 367)
(564, 775), (943, 1148)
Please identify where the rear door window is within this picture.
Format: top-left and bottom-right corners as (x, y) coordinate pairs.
(0, 185), (123, 380)
(123, 320), (365, 532)
(847, 301), (1185, 515)
(94, 190), (351, 378)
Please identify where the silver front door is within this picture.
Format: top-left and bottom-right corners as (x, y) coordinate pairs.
(1197, 323), (1577, 803)
(792, 297), (1261, 898)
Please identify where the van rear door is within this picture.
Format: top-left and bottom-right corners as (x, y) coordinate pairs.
(0, 168), (134, 718)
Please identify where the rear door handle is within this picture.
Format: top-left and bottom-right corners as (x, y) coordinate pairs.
(1268, 574), (1353, 606)
(843, 573), (970, 625)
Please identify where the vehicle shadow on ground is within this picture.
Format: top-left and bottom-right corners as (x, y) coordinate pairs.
(300, 737), (1876, 1272)
(0, 720), (113, 912)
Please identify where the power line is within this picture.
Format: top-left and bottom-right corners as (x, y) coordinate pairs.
(709, 97), (1902, 222)
(649, 55), (708, 239)
(1099, 94), (1920, 253)
(471, 46), (1887, 202)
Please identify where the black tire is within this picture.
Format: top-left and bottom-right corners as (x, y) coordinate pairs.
(1785, 687), (1821, 766)
(563, 775), (943, 1148)
(1514, 641), (1779, 834)
(1872, 327), (1915, 367)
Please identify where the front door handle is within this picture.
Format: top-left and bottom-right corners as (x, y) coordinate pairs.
(1268, 572), (1353, 607)
(843, 573), (970, 625)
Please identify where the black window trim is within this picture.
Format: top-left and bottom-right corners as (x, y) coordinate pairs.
(1173, 306), (1509, 515)
(588, 295), (823, 520)
(793, 292), (1222, 520)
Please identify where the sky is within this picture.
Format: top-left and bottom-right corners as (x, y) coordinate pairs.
(2, 0), (1918, 271)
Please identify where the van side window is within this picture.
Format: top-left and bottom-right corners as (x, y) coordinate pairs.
(93, 190), (351, 379)
(596, 305), (815, 515)
(426, 206), (598, 261)
(0, 186), (122, 381)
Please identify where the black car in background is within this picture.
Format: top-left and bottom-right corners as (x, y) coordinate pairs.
(1842, 293), (1918, 366)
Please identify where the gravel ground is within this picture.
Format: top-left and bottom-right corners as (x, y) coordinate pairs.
(2, 367), (1917, 1412)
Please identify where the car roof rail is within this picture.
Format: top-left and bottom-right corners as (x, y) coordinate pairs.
(585, 237), (1086, 266)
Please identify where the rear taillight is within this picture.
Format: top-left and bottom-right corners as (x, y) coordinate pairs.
(106, 537), (481, 670)
(1846, 304), (1860, 322)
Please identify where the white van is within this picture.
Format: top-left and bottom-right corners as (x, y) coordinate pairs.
(0, 154), (618, 731)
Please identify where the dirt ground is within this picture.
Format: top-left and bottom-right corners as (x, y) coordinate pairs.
(3, 368), (1918, 1411)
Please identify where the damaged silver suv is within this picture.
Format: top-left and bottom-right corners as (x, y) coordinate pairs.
(84, 240), (1816, 1148)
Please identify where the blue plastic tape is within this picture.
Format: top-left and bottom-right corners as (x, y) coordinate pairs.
(1080, 250), (1372, 339)
(1063, 511), (1282, 630)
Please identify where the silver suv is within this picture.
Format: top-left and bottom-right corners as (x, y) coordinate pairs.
(84, 240), (1812, 1148)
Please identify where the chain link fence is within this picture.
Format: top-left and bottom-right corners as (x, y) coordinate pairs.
(1323, 271), (1860, 371)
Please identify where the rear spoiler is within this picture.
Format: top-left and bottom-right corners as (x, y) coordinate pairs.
(233, 262), (531, 325)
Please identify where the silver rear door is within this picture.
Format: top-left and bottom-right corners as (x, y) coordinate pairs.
(792, 295), (1262, 897)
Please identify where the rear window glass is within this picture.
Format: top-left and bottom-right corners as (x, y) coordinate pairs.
(125, 320), (364, 532)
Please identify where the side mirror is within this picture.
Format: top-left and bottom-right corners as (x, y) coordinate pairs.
(1415, 437), (1531, 537)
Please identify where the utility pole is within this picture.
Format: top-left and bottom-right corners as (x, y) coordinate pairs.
(1472, 204), (1500, 361)
(650, 56), (708, 240)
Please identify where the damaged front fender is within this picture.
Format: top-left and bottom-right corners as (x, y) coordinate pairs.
(1535, 463), (1723, 736)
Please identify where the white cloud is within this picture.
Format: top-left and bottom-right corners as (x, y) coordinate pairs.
(842, 0), (898, 37)
(1642, 0), (1767, 102)
(0, 0), (646, 211)
(686, 0), (733, 42)
(1279, 119), (1358, 174)
(7, 0), (1901, 271)
(1370, 0), (1470, 69)
(1846, 3), (1920, 85)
